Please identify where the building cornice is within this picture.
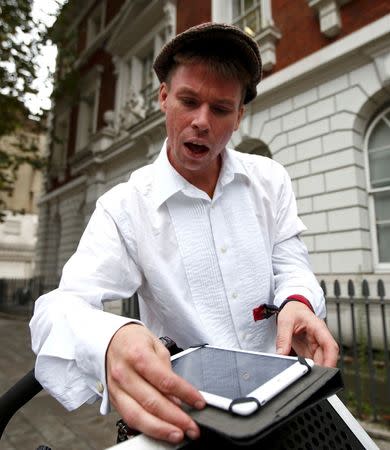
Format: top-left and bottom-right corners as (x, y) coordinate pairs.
(254, 14), (390, 104)
(106, 0), (167, 57)
(38, 175), (87, 205)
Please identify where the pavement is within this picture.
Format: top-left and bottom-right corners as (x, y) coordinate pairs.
(1, 313), (390, 450)
(0, 314), (119, 450)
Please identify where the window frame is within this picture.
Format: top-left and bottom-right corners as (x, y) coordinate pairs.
(86, 1), (106, 48)
(75, 65), (103, 152)
(212, 0), (280, 72)
(364, 106), (390, 272)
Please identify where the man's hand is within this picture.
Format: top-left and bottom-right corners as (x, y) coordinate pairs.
(106, 324), (205, 444)
(275, 301), (339, 367)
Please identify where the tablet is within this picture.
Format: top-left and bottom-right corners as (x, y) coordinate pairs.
(171, 345), (314, 416)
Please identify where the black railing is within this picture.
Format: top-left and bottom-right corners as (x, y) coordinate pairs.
(321, 279), (390, 426)
(1, 276), (389, 426)
(0, 277), (45, 317)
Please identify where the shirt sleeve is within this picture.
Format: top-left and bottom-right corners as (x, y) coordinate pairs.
(272, 235), (326, 318)
(272, 167), (326, 318)
(29, 200), (143, 414)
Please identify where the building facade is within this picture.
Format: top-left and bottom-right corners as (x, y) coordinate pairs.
(0, 121), (46, 279)
(37, 0), (390, 304)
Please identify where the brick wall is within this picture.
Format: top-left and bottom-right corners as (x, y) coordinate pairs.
(270, 0), (390, 75)
(176, 0), (211, 33)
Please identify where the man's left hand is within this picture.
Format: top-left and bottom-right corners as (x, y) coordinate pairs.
(275, 301), (339, 367)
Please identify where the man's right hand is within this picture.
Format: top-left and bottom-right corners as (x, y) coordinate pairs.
(106, 324), (205, 444)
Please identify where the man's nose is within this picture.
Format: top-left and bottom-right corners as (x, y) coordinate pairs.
(191, 105), (210, 133)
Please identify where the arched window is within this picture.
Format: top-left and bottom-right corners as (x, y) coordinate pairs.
(236, 138), (272, 158)
(365, 106), (390, 266)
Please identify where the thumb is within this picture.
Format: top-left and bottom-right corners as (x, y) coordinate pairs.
(275, 316), (293, 356)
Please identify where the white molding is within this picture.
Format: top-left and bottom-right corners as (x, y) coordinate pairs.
(255, 14), (390, 102)
(212, 0), (233, 23)
(38, 175), (87, 205)
(308, 0), (341, 37)
(363, 105), (390, 271)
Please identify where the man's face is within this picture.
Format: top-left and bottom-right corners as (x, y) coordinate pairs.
(159, 62), (244, 194)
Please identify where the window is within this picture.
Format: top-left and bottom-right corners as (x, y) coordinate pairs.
(237, 138), (271, 158)
(212, 0), (281, 71)
(75, 65), (103, 152)
(4, 219), (21, 236)
(87, 2), (106, 46)
(232, 0), (262, 36)
(140, 51), (155, 112)
(52, 111), (70, 180)
(365, 107), (390, 266)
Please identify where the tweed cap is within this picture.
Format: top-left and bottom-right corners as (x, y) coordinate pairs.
(153, 22), (262, 104)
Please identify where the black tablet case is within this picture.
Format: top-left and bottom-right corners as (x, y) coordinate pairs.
(181, 356), (343, 446)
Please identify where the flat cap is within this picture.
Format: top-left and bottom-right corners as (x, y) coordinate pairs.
(153, 22), (262, 104)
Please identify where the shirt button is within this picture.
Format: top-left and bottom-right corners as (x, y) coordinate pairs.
(221, 246), (227, 253)
(232, 292), (238, 299)
(97, 381), (104, 394)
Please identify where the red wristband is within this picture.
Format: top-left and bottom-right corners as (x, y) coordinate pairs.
(280, 295), (314, 313)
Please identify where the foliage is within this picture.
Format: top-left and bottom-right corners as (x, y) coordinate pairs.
(46, 0), (79, 104)
(0, 0), (49, 219)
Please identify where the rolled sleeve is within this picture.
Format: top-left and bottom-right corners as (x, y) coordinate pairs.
(30, 196), (143, 413)
(31, 291), (143, 412)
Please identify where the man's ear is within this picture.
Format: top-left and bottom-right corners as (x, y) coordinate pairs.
(159, 83), (168, 113)
(234, 105), (245, 131)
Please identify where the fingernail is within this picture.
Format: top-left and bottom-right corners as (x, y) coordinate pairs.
(186, 428), (199, 440)
(168, 431), (182, 443)
(276, 348), (283, 354)
(194, 400), (205, 409)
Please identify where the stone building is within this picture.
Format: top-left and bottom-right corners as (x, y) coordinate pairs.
(37, 0), (390, 303)
(0, 119), (46, 278)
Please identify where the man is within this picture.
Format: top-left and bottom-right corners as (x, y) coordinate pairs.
(30, 23), (339, 445)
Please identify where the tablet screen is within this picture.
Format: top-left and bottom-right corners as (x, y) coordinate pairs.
(171, 347), (297, 399)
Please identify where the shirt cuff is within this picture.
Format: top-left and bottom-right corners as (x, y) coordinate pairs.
(68, 308), (143, 415)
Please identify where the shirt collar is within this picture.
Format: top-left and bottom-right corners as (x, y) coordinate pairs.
(152, 140), (250, 209)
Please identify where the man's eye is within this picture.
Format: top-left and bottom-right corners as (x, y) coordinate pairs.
(181, 98), (196, 107)
(212, 106), (231, 115)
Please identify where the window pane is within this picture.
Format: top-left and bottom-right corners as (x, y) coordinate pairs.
(246, 10), (258, 32)
(233, 0), (241, 19)
(233, 0), (262, 34)
(368, 119), (390, 150)
(374, 191), (390, 263)
(368, 146), (390, 188)
(377, 223), (390, 262)
(374, 191), (390, 222)
(245, 0), (255, 10)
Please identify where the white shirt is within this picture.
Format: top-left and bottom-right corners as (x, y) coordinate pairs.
(30, 142), (325, 414)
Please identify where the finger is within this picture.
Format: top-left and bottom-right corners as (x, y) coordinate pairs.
(276, 313), (294, 356)
(154, 338), (172, 365)
(112, 388), (198, 444)
(312, 322), (339, 367)
(120, 370), (200, 434)
(129, 347), (205, 409)
(108, 354), (201, 434)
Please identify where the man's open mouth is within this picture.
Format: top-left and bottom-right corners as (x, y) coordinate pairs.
(185, 142), (209, 153)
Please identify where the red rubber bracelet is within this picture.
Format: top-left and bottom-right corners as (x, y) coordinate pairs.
(279, 295), (314, 313)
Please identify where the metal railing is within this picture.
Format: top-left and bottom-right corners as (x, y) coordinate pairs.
(321, 279), (390, 425)
(1, 276), (389, 426)
(0, 277), (44, 317)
